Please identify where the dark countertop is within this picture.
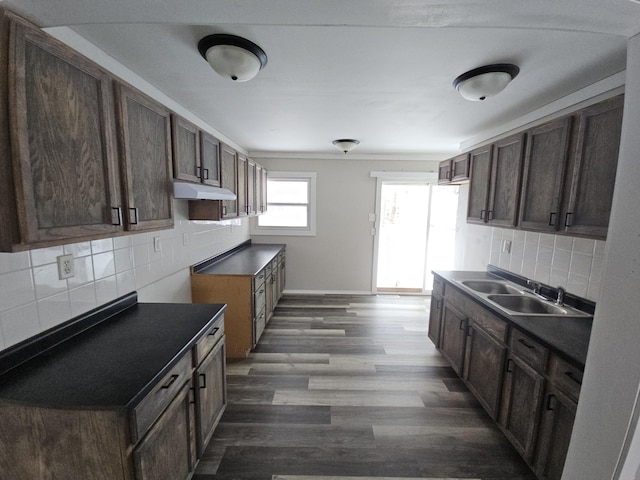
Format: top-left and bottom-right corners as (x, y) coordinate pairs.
(193, 242), (285, 276)
(0, 300), (226, 409)
(433, 270), (593, 368)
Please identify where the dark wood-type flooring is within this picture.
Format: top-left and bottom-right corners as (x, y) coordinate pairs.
(194, 294), (536, 480)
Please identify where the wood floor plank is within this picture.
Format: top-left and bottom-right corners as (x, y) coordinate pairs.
(196, 294), (536, 480)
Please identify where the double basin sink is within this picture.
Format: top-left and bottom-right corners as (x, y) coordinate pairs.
(456, 279), (590, 318)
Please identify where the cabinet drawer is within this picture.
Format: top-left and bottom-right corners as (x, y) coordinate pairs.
(130, 353), (192, 443)
(254, 282), (267, 315)
(254, 269), (267, 289)
(194, 317), (225, 367)
(549, 354), (583, 403)
(446, 287), (508, 343)
(433, 276), (445, 297)
(510, 328), (548, 373)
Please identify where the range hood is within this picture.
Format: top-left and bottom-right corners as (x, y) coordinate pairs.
(173, 181), (237, 201)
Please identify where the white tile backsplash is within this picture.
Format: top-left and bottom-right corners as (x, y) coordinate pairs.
(0, 200), (252, 352)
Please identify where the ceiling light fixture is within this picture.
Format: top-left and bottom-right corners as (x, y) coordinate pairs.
(198, 34), (267, 82)
(332, 139), (360, 153)
(453, 64), (520, 101)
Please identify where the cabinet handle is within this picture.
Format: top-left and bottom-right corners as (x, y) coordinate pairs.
(517, 338), (535, 350)
(487, 210), (494, 220)
(208, 327), (219, 336)
(506, 358), (514, 373)
(111, 207), (123, 226)
(189, 387), (196, 404)
(130, 207), (139, 225)
(203, 168), (209, 180)
(259, 289), (265, 294)
(161, 374), (179, 389)
(548, 212), (557, 226)
(459, 318), (467, 330)
(196, 166), (202, 178)
(199, 373), (207, 389)
(546, 394), (557, 411)
(565, 212), (573, 227)
(222, 205), (227, 215)
(480, 209), (486, 220)
(436, 299), (442, 309)
(564, 371), (582, 385)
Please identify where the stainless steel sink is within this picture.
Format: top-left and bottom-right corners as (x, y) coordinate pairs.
(460, 280), (524, 295)
(487, 294), (583, 316)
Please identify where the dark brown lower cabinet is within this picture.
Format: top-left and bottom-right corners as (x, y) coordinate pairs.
(195, 336), (227, 457)
(464, 323), (507, 420)
(133, 382), (195, 480)
(440, 303), (467, 376)
(500, 354), (545, 462)
(428, 293), (444, 347)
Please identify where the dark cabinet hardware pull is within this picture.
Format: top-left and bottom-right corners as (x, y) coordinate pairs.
(564, 371), (582, 385)
(480, 210), (486, 220)
(222, 205), (227, 216)
(196, 166), (202, 178)
(506, 358), (513, 373)
(112, 207), (122, 226)
(546, 394), (557, 411)
(259, 289), (265, 294)
(208, 327), (219, 336)
(436, 299), (442, 309)
(518, 338), (535, 349)
(459, 318), (467, 330)
(203, 168), (209, 180)
(548, 212), (556, 226)
(565, 212), (573, 227)
(189, 387), (196, 404)
(161, 374), (179, 389)
(487, 210), (494, 220)
(199, 373), (207, 389)
(130, 207), (139, 225)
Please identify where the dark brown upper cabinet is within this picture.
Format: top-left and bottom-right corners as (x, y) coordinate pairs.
(562, 94), (624, 238)
(487, 133), (526, 227)
(114, 82), (174, 231)
(518, 117), (572, 232)
(171, 114), (200, 183)
(467, 144), (494, 224)
(451, 153), (471, 183)
(200, 131), (221, 187)
(237, 153), (248, 217)
(1, 12), (123, 251)
(438, 159), (452, 184)
(220, 143), (238, 219)
(247, 158), (256, 216)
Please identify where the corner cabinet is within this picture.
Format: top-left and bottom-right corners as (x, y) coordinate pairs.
(191, 243), (285, 359)
(0, 296), (227, 480)
(1, 11), (124, 251)
(114, 82), (174, 231)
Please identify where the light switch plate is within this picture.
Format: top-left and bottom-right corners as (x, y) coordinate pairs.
(502, 240), (512, 254)
(57, 254), (75, 280)
(153, 236), (161, 252)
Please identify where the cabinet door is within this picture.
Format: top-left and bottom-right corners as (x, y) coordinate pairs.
(451, 153), (470, 183)
(463, 323), (507, 420)
(195, 337), (226, 457)
(427, 294), (443, 347)
(563, 95), (624, 238)
(438, 159), (451, 184)
(237, 153), (248, 216)
(220, 143), (238, 218)
(500, 354), (545, 462)
(261, 166), (268, 214)
(440, 303), (468, 376)
(8, 17), (123, 244)
(519, 117), (572, 232)
(467, 145), (493, 224)
(535, 387), (577, 480)
(171, 115), (200, 183)
(247, 159), (256, 215)
(133, 382), (195, 480)
(487, 132), (525, 227)
(255, 164), (264, 214)
(278, 255), (286, 301)
(114, 83), (173, 231)
(200, 131), (221, 187)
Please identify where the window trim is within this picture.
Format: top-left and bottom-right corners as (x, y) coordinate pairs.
(252, 171), (317, 236)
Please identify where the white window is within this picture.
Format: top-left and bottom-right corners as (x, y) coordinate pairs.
(253, 171), (316, 236)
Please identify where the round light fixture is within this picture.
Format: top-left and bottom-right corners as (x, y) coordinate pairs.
(332, 139), (360, 153)
(198, 34), (267, 82)
(453, 64), (520, 101)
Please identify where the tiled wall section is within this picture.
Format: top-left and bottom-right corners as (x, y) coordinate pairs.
(489, 227), (605, 301)
(0, 201), (250, 352)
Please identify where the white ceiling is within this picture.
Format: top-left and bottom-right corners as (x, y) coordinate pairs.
(5, 0), (640, 156)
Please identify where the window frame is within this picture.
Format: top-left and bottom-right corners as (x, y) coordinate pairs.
(252, 171), (317, 236)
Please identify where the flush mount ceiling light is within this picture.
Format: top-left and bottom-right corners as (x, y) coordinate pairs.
(332, 139), (360, 153)
(453, 64), (520, 101)
(198, 34), (267, 82)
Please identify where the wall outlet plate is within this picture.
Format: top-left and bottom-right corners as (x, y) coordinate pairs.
(502, 240), (512, 254)
(57, 254), (75, 280)
(153, 236), (161, 252)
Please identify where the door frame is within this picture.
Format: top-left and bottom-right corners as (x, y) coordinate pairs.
(370, 171), (438, 294)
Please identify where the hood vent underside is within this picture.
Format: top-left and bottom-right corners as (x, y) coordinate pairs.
(173, 181), (237, 200)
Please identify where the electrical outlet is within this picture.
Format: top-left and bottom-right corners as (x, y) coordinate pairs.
(57, 254), (75, 280)
(502, 240), (512, 254)
(153, 236), (161, 252)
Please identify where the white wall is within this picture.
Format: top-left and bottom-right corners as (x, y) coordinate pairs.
(563, 32), (640, 480)
(251, 157), (440, 293)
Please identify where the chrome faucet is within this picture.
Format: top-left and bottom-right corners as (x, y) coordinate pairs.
(528, 280), (543, 297)
(556, 286), (566, 306)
